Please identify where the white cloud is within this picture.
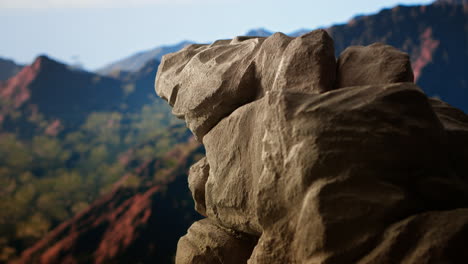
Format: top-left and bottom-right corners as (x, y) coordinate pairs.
(0, 0), (232, 8)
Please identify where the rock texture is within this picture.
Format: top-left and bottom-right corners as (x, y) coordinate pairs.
(335, 43), (414, 88)
(155, 30), (336, 140)
(155, 30), (468, 263)
(176, 219), (258, 264)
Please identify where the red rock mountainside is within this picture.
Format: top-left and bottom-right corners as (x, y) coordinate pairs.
(0, 55), (192, 263)
(0, 56), (124, 131)
(13, 138), (204, 264)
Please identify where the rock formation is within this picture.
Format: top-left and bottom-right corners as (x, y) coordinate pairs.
(155, 30), (468, 263)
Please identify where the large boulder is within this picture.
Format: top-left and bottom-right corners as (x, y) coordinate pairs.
(155, 29), (468, 264)
(250, 84), (466, 263)
(335, 43), (414, 88)
(155, 30), (336, 140)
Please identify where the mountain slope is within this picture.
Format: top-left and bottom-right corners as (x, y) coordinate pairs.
(121, 59), (162, 111)
(14, 138), (203, 264)
(96, 41), (192, 77)
(0, 58), (22, 82)
(0, 55), (186, 263)
(0, 56), (124, 133)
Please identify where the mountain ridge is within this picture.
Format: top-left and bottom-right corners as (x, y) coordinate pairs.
(0, 55), (124, 133)
(96, 41), (193, 77)
(0, 58), (22, 82)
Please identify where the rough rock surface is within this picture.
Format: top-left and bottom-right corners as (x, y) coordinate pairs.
(176, 219), (258, 264)
(155, 30), (336, 140)
(155, 30), (468, 264)
(188, 157), (210, 217)
(335, 43), (414, 88)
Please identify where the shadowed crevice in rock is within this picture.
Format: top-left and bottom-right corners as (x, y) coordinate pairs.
(155, 29), (468, 264)
(176, 219), (258, 264)
(188, 157), (209, 217)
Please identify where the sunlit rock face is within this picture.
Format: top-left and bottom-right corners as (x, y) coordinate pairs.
(155, 29), (468, 264)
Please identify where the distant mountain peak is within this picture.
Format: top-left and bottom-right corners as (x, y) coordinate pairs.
(0, 54), (124, 127)
(0, 56), (48, 109)
(244, 28), (273, 37)
(97, 41), (194, 77)
(31, 55), (62, 71)
(35, 54), (51, 61)
(0, 55), (67, 116)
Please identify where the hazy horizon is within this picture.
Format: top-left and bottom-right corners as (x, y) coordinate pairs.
(0, 0), (433, 70)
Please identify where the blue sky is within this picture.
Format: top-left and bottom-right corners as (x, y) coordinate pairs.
(0, 0), (433, 70)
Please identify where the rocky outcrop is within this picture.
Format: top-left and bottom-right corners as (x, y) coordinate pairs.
(155, 30), (468, 263)
(155, 30), (336, 140)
